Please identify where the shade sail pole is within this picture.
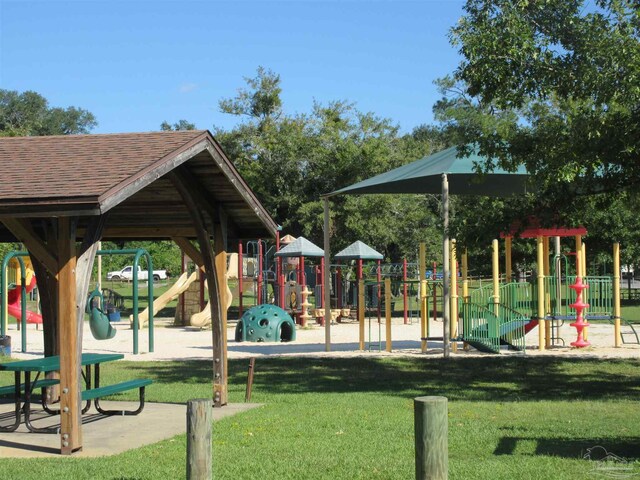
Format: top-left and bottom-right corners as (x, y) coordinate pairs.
(323, 197), (331, 352)
(442, 174), (451, 359)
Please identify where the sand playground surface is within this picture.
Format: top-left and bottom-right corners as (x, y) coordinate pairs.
(6, 316), (639, 362)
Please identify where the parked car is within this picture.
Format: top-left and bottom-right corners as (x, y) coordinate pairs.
(106, 265), (168, 282)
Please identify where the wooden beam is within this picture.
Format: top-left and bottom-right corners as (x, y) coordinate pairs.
(57, 217), (82, 454)
(214, 220), (228, 394)
(1, 218), (58, 275)
(173, 236), (204, 269)
(98, 226), (197, 238)
(169, 169), (226, 407)
(99, 138), (209, 213)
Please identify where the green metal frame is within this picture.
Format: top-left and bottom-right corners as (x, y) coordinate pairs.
(97, 249), (154, 354)
(0, 251), (29, 352)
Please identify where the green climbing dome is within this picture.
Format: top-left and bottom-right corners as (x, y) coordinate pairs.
(235, 304), (296, 343)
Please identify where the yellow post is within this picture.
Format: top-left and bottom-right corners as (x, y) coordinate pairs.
(613, 242), (621, 347)
(492, 239), (500, 316)
(462, 249), (469, 350)
(450, 240), (458, 352)
(543, 236), (550, 276)
(575, 236), (582, 277)
(385, 277), (392, 352)
(2, 263), (7, 335)
(358, 281), (365, 350)
(419, 243), (426, 284)
(420, 279), (428, 353)
(537, 236), (545, 351)
(505, 236), (512, 283)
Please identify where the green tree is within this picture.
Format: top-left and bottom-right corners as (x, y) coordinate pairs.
(0, 89), (96, 136)
(215, 68), (445, 262)
(445, 0), (640, 196)
(160, 119), (196, 131)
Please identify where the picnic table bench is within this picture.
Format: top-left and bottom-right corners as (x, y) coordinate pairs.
(0, 353), (152, 432)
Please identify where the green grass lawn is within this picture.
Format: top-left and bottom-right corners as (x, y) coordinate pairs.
(0, 356), (638, 479)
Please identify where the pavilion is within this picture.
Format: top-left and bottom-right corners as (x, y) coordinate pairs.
(0, 130), (278, 454)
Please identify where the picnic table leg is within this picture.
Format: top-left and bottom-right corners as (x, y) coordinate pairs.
(24, 372), (59, 433)
(42, 365), (92, 415)
(0, 372), (22, 432)
(92, 363), (147, 416)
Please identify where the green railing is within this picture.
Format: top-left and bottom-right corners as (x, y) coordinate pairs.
(462, 302), (500, 353)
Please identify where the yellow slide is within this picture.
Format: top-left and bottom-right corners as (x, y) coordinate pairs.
(190, 253), (237, 328)
(131, 271), (198, 328)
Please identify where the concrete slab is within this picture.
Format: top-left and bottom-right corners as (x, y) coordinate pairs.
(0, 401), (260, 458)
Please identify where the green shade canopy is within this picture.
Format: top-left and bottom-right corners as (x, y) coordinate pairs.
(274, 236), (324, 258)
(325, 145), (529, 197)
(335, 241), (383, 261)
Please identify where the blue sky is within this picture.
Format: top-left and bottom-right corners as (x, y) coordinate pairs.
(0, 0), (465, 134)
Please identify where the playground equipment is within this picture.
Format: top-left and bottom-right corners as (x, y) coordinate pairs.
(238, 237), (281, 315)
(456, 226), (635, 354)
(86, 288), (117, 340)
(234, 304), (296, 342)
(97, 248), (154, 355)
(190, 253), (238, 328)
(275, 236), (324, 326)
(133, 270), (197, 328)
(0, 252), (43, 353)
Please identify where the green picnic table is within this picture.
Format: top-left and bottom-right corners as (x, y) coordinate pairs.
(0, 353), (151, 433)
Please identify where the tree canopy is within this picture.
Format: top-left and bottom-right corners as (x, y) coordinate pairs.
(442, 1), (640, 196)
(214, 67), (446, 262)
(0, 89), (97, 136)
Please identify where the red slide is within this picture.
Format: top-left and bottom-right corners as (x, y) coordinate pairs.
(6, 275), (43, 325)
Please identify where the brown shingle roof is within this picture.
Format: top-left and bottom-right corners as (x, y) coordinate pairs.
(0, 130), (278, 241)
(0, 130), (204, 201)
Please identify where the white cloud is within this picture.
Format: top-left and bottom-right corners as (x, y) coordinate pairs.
(179, 83), (198, 93)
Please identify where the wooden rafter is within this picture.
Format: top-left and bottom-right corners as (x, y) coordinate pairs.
(172, 236), (204, 269)
(169, 168), (226, 406)
(0, 218), (58, 275)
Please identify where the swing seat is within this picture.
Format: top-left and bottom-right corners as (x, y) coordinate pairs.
(87, 287), (117, 340)
(89, 307), (117, 340)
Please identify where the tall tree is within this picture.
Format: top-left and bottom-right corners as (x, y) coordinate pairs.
(215, 68), (445, 261)
(445, 1), (640, 195)
(0, 89), (96, 136)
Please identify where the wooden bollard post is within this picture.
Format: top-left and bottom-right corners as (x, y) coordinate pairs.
(187, 398), (213, 480)
(414, 396), (448, 480)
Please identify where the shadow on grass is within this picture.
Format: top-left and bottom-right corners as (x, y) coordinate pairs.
(121, 356), (640, 403)
(495, 435), (640, 460)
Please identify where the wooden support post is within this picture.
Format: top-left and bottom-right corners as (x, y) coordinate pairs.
(385, 277), (392, 352)
(461, 249), (469, 350)
(537, 236), (545, 351)
(170, 170), (226, 407)
(420, 280), (428, 353)
(442, 174), (450, 359)
(323, 197), (332, 351)
(214, 223), (228, 394)
(582, 241), (589, 341)
(187, 398), (213, 480)
(414, 396), (448, 480)
(358, 281), (365, 350)
(613, 242), (621, 347)
(58, 217), (82, 455)
(419, 242), (427, 353)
